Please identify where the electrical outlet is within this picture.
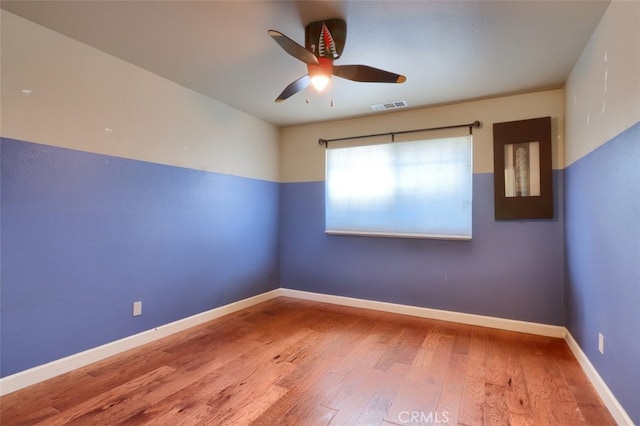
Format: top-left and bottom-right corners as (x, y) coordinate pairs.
(598, 332), (604, 354)
(133, 301), (142, 316)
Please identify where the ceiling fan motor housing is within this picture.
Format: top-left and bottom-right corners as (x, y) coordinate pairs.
(305, 19), (346, 60)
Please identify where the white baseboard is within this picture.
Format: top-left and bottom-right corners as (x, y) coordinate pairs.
(1, 287), (631, 425)
(279, 288), (566, 338)
(280, 289), (631, 424)
(0, 288), (566, 396)
(564, 332), (633, 425)
(0, 289), (281, 396)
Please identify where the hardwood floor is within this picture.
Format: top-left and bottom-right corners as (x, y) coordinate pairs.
(1, 297), (615, 425)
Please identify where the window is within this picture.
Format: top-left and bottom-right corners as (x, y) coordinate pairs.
(325, 135), (472, 239)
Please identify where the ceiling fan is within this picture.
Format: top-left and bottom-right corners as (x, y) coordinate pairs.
(268, 19), (406, 102)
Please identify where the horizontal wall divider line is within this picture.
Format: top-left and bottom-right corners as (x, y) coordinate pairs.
(1, 287), (630, 424)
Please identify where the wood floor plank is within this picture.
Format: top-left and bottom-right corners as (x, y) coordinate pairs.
(518, 340), (590, 425)
(458, 327), (489, 426)
(0, 404), (61, 426)
(578, 402), (618, 425)
(422, 329), (455, 383)
(451, 324), (472, 355)
(34, 365), (177, 425)
(200, 355), (299, 424)
(553, 341), (609, 408)
(402, 331), (455, 424)
(356, 363), (409, 425)
(329, 363), (408, 425)
(484, 382), (509, 426)
(119, 369), (235, 425)
(374, 326), (428, 371)
(301, 405), (338, 426)
(0, 297), (616, 425)
(434, 353), (468, 425)
(384, 339), (436, 423)
(251, 370), (345, 425)
(125, 396), (219, 426)
(321, 316), (409, 413)
(220, 384), (290, 425)
(501, 335), (535, 422)
(320, 338), (389, 410)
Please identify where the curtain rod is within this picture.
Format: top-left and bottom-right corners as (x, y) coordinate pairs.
(318, 120), (481, 146)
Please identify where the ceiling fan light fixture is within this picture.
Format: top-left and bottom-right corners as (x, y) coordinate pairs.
(308, 57), (333, 92)
(311, 75), (330, 91)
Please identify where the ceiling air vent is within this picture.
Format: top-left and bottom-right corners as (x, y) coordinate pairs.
(371, 100), (408, 112)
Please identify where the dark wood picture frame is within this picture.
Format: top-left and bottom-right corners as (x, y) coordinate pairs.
(493, 116), (553, 219)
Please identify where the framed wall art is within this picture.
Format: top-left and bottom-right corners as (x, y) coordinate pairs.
(493, 116), (553, 220)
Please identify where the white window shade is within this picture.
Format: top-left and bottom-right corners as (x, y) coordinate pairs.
(325, 135), (472, 239)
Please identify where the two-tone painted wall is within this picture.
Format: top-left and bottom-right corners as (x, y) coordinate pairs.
(1, 11), (281, 377)
(278, 2), (639, 421)
(2, 2), (638, 422)
(280, 90), (566, 326)
(563, 1), (640, 423)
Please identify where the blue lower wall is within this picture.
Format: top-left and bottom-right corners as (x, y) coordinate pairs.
(0, 138), (280, 377)
(564, 122), (640, 424)
(5, 126), (636, 423)
(280, 172), (564, 325)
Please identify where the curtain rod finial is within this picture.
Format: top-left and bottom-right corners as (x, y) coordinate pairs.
(318, 138), (327, 146)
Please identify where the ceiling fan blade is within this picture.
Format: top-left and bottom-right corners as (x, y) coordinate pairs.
(275, 75), (311, 102)
(268, 30), (319, 66)
(333, 65), (406, 83)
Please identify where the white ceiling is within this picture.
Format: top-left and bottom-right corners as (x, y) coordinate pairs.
(2, 0), (610, 127)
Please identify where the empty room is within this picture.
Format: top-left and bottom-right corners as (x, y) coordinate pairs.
(1, 1), (638, 425)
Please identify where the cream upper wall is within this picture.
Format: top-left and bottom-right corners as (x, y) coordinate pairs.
(1, 11), (279, 182)
(3, 9), (580, 185)
(565, 0), (640, 167)
(280, 90), (564, 182)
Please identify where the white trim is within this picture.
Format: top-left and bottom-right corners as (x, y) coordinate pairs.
(279, 288), (566, 338)
(279, 289), (630, 424)
(280, 289), (631, 423)
(1, 287), (631, 426)
(0, 289), (281, 396)
(325, 230), (472, 241)
(564, 331), (634, 426)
